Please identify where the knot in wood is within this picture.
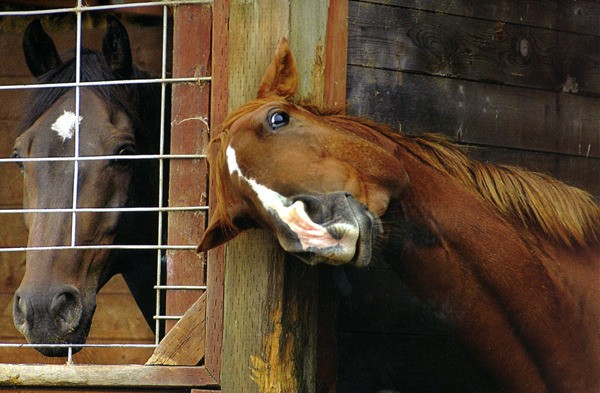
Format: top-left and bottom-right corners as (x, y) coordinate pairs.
(518, 38), (530, 58)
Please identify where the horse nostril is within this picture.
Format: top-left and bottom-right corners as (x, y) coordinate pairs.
(292, 195), (328, 224)
(12, 294), (28, 334)
(50, 287), (82, 333)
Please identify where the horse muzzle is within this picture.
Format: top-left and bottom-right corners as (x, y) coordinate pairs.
(13, 284), (94, 357)
(268, 192), (383, 267)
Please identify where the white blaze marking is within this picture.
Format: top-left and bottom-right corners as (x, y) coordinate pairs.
(225, 145), (354, 254)
(51, 110), (82, 142)
(226, 145), (287, 208)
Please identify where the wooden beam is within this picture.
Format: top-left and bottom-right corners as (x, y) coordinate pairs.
(204, 0), (230, 383)
(166, 4), (212, 334)
(218, 1), (348, 392)
(146, 292), (206, 366)
(0, 365), (217, 388)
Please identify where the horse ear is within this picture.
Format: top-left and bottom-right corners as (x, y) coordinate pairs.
(102, 15), (132, 78)
(257, 37), (298, 99)
(23, 19), (62, 78)
(196, 212), (241, 252)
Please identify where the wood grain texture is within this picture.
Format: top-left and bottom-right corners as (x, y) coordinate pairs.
(349, 2), (600, 96)
(204, 0), (230, 381)
(347, 65), (600, 159)
(221, 232), (318, 393)
(166, 5), (212, 334)
(0, 389), (186, 393)
(360, 0), (600, 36)
(324, 0), (349, 110)
(146, 293), (206, 366)
(0, 364), (217, 388)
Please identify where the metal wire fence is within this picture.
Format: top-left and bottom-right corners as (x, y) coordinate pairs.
(0, 0), (212, 365)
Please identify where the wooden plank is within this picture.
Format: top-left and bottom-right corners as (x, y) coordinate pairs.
(166, 4), (212, 334)
(205, 0), (230, 382)
(0, 346), (153, 366)
(324, 0), (349, 111)
(221, 232), (318, 393)
(221, 1), (303, 392)
(0, 365), (217, 388)
(0, 389), (187, 393)
(146, 293), (206, 366)
(289, 1), (329, 105)
(348, 2), (600, 96)
(346, 65), (600, 158)
(356, 0), (600, 36)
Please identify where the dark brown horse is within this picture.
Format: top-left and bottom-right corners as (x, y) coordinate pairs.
(197, 38), (600, 392)
(11, 17), (161, 356)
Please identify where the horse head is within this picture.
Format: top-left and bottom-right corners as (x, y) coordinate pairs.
(12, 17), (158, 356)
(197, 38), (408, 267)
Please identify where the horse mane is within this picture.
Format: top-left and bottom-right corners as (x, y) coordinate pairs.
(212, 97), (600, 248)
(19, 48), (160, 142)
(323, 113), (600, 248)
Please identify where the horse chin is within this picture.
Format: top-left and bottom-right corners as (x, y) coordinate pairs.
(270, 192), (383, 267)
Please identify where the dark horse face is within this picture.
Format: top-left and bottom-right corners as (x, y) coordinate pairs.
(197, 39), (408, 267)
(12, 17), (157, 357)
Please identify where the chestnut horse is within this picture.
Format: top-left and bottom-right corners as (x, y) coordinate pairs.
(11, 17), (161, 356)
(197, 38), (600, 392)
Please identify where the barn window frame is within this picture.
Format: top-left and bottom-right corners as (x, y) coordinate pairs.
(0, 0), (225, 390)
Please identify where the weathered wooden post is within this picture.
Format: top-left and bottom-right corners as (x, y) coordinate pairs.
(212, 1), (348, 392)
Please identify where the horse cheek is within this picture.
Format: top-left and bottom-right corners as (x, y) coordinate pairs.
(364, 184), (392, 217)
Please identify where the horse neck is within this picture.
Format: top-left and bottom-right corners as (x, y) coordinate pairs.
(383, 150), (600, 392)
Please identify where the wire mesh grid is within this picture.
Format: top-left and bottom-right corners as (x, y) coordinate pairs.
(0, 0), (212, 365)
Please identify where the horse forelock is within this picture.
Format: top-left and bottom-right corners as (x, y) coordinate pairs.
(19, 49), (158, 144)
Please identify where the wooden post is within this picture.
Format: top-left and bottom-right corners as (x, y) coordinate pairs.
(167, 5), (212, 334)
(215, 1), (348, 392)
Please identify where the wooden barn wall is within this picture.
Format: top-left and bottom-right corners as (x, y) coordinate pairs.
(338, 1), (600, 392)
(347, 0), (599, 198)
(0, 12), (161, 365)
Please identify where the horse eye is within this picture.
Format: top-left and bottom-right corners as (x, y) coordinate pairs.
(268, 110), (289, 130)
(118, 146), (137, 156)
(11, 152), (24, 173)
(111, 145), (136, 166)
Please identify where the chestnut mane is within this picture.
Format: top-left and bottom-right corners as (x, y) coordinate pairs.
(211, 98), (600, 248)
